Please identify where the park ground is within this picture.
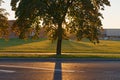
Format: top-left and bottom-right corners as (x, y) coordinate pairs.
(0, 39), (120, 80)
(0, 38), (120, 58)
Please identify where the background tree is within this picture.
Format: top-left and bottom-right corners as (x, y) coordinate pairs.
(0, 0), (9, 39)
(11, 0), (110, 55)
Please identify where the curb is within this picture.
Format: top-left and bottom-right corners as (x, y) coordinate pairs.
(1, 58), (120, 62)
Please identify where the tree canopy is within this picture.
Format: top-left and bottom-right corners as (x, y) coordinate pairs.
(0, 0), (9, 39)
(11, 0), (110, 55)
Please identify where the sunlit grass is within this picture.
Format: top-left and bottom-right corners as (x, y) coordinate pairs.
(0, 38), (120, 53)
(1, 53), (120, 59)
(62, 40), (120, 53)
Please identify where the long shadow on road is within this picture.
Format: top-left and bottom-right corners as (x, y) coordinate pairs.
(53, 61), (62, 80)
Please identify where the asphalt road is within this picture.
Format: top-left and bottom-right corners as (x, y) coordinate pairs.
(0, 58), (120, 80)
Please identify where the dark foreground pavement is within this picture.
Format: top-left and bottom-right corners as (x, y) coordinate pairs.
(1, 58), (120, 62)
(0, 58), (120, 80)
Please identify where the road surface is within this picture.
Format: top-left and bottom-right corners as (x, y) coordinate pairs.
(0, 58), (120, 80)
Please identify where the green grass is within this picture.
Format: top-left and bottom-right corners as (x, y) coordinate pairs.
(0, 38), (120, 58)
(0, 38), (120, 53)
(1, 53), (120, 59)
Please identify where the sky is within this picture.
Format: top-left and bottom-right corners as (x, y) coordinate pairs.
(0, 0), (120, 29)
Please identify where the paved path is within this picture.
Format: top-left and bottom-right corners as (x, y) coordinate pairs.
(0, 58), (120, 80)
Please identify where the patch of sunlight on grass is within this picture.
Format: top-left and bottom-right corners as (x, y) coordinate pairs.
(0, 38), (120, 53)
(4, 40), (49, 50)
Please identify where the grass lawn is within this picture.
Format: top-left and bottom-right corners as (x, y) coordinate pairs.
(0, 38), (120, 58)
(0, 38), (120, 53)
(1, 53), (120, 58)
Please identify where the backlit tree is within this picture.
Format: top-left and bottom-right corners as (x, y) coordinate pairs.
(0, 0), (9, 39)
(11, 0), (110, 55)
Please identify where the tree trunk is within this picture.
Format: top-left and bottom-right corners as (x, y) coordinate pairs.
(19, 31), (25, 39)
(56, 22), (62, 55)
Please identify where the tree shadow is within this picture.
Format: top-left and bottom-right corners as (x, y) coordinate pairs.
(53, 61), (62, 80)
(0, 38), (47, 48)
